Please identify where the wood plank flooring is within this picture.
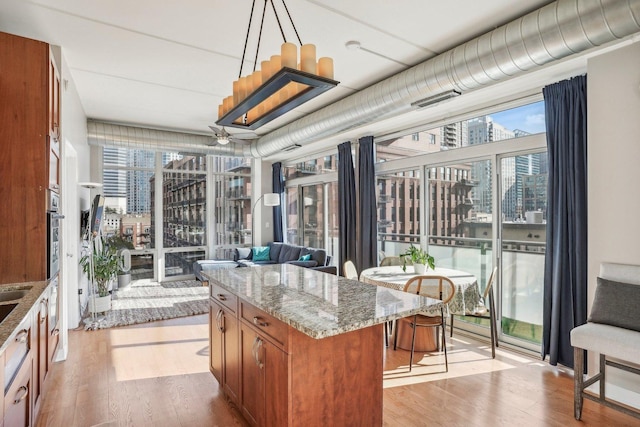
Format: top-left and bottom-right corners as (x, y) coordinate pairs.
(35, 315), (639, 427)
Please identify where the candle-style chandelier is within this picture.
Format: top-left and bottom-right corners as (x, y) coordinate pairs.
(216, 0), (339, 130)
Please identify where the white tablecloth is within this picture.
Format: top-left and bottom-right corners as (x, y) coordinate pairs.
(360, 266), (481, 316)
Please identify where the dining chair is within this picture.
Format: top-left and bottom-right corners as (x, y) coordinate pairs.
(450, 266), (498, 358)
(343, 260), (359, 280)
(380, 256), (403, 266)
(394, 275), (455, 372)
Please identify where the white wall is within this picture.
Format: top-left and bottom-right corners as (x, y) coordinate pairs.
(58, 47), (89, 358)
(587, 41), (640, 408)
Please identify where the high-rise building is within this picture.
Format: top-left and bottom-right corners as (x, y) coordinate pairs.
(468, 116), (516, 215)
(103, 147), (128, 213)
(127, 150), (155, 214)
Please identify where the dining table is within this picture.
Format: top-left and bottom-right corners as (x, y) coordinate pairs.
(360, 265), (481, 315)
(360, 265), (482, 351)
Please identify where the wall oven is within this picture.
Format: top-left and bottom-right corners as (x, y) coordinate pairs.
(47, 191), (62, 279)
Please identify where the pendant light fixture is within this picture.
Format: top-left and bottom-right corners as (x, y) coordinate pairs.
(216, 0), (339, 130)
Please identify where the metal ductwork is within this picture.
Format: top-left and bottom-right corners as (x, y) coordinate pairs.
(87, 121), (250, 157)
(251, 0), (640, 158)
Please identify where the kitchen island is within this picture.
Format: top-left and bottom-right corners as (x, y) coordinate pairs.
(203, 264), (443, 427)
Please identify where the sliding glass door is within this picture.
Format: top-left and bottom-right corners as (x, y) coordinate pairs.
(498, 152), (546, 347)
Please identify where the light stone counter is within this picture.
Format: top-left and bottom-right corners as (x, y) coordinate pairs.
(202, 263), (443, 339)
(0, 280), (50, 353)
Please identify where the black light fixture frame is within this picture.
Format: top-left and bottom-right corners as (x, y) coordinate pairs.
(216, 0), (338, 130)
(217, 67), (338, 130)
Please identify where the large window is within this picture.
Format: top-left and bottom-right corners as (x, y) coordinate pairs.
(211, 157), (252, 259)
(102, 145), (252, 280)
(373, 100), (547, 352)
(284, 154), (338, 179)
(377, 169), (420, 257)
(284, 171), (338, 264)
(376, 101), (545, 162)
(103, 148), (156, 280)
(160, 155), (207, 278)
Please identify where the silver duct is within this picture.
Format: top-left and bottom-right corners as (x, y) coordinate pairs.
(87, 121), (249, 157)
(251, 0), (640, 158)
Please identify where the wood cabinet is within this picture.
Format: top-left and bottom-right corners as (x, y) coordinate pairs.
(0, 31), (60, 284)
(47, 276), (60, 365)
(3, 311), (33, 427)
(33, 289), (49, 415)
(48, 53), (61, 193)
(0, 280), (58, 427)
(239, 322), (288, 427)
(209, 298), (240, 405)
(209, 288), (383, 427)
(4, 357), (31, 427)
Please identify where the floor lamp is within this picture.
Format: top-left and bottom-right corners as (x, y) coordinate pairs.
(251, 193), (280, 246)
(79, 182), (104, 330)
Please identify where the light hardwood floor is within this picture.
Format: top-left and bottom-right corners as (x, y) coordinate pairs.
(36, 315), (638, 427)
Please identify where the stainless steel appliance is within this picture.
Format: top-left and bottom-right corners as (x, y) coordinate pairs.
(47, 191), (62, 279)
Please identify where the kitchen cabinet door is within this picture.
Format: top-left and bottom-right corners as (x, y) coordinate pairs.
(240, 324), (288, 427)
(209, 299), (239, 405)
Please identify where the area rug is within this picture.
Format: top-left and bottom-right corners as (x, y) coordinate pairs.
(83, 279), (208, 330)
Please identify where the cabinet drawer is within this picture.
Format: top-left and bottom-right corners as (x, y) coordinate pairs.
(210, 283), (237, 314)
(241, 302), (288, 349)
(4, 317), (31, 393)
(4, 355), (31, 427)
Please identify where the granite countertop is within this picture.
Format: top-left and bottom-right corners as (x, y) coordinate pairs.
(202, 264), (443, 339)
(0, 280), (50, 354)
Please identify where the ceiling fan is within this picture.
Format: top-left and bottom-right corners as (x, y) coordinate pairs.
(208, 126), (257, 145)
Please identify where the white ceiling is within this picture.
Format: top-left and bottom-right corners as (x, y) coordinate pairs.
(0, 0), (590, 152)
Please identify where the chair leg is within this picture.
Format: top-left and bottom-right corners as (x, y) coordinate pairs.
(384, 322), (389, 347)
(574, 347), (584, 420)
(442, 315), (448, 372)
(489, 310), (496, 359)
(599, 353), (606, 399)
(450, 314), (454, 337)
(409, 315), (417, 372)
(393, 321), (399, 351)
(489, 293), (499, 349)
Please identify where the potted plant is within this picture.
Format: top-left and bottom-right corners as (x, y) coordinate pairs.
(105, 236), (134, 289)
(400, 245), (435, 274)
(80, 240), (120, 313)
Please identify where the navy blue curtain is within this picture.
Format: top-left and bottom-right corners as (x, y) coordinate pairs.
(272, 162), (284, 242)
(358, 136), (377, 273)
(541, 75), (588, 368)
(338, 142), (356, 276)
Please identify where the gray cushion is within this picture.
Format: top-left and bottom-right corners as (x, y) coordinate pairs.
(268, 242), (283, 262)
(301, 247), (327, 266)
(286, 260), (318, 268)
(236, 247), (252, 260)
(278, 244), (301, 263)
(588, 277), (640, 332)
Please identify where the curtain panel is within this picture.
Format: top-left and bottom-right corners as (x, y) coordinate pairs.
(272, 162), (284, 242)
(338, 142), (357, 277)
(358, 136), (377, 273)
(541, 75), (588, 368)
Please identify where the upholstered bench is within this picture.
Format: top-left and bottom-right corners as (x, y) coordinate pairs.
(570, 262), (640, 420)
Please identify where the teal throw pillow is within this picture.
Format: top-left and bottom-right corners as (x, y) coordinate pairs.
(298, 254), (311, 261)
(252, 246), (270, 261)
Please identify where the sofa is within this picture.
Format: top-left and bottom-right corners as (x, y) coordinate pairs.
(193, 242), (336, 282)
(235, 242), (333, 271)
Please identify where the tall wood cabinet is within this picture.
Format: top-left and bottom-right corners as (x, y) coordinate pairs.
(0, 31), (60, 284)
